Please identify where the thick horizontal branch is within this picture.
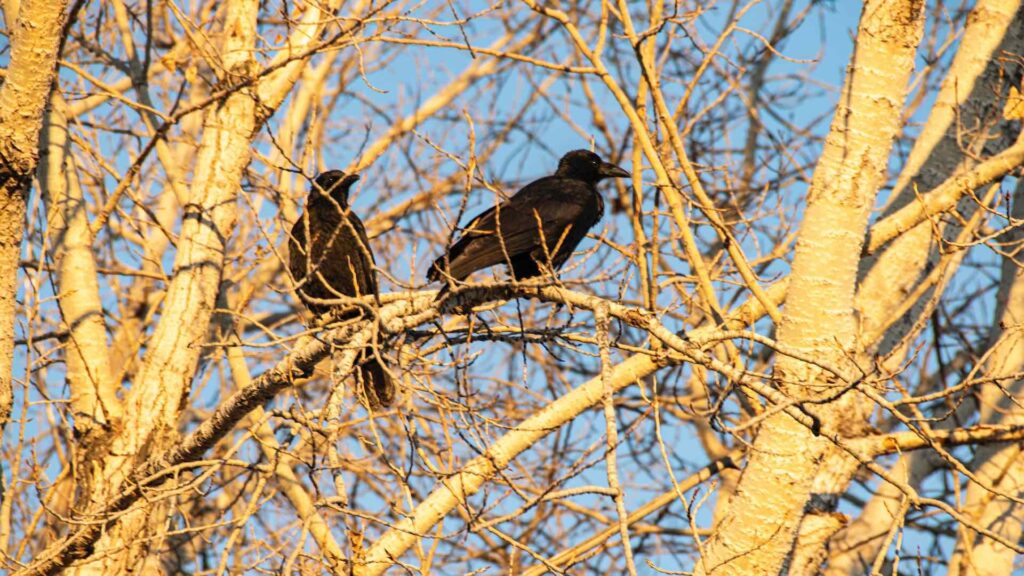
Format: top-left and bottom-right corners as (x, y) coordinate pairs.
(864, 135), (1024, 255)
(356, 283), (786, 575)
(851, 424), (1024, 457)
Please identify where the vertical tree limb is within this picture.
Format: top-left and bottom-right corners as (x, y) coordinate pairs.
(696, 1), (925, 574)
(823, 3), (1024, 572)
(38, 93), (121, 437)
(0, 0), (69, 432)
(67, 1), (261, 572)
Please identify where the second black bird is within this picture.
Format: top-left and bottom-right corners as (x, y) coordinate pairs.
(289, 170), (394, 408)
(427, 149), (629, 295)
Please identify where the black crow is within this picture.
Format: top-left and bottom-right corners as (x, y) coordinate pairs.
(289, 170), (394, 408)
(427, 150), (629, 297)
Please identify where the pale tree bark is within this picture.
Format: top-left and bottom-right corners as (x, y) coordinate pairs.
(36, 93), (125, 534)
(0, 0), (68, 433)
(63, 1), (355, 572)
(0, 0), (19, 29)
(0, 2), (70, 554)
(38, 93), (122, 439)
(15, 282), (782, 576)
(858, 0), (1023, 356)
(946, 179), (1024, 576)
(792, 2), (1024, 572)
(67, 1), (260, 572)
(108, 0), (190, 205)
(106, 72), (204, 385)
(864, 135), (1024, 255)
(88, 26), (205, 384)
(820, 3), (1024, 572)
(696, 1), (925, 574)
(10, 1), (1024, 573)
(105, 166), (179, 384)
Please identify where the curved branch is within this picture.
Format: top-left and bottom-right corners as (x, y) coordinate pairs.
(864, 134), (1024, 256)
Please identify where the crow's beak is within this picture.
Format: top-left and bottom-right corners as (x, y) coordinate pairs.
(342, 173), (361, 187)
(599, 161), (630, 179)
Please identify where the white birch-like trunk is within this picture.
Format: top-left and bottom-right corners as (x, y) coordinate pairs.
(696, 1), (925, 573)
(67, 2), (259, 572)
(823, 3), (1024, 571)
(39, 94), (122, 437)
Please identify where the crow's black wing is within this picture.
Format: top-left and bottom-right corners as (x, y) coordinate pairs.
(290, 207), (380, 317)
(429, 177), (587, 282)
(345, 213), (379, 297)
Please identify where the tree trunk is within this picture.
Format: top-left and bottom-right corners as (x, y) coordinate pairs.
(67, 1), (259, 572)
(696, 1), (925, 573)
(823, 2), (1024, 572)
(0, 0), (69, 432)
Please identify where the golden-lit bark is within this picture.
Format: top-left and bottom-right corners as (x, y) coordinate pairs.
(0, 0), (69, 432)
(357, 284), (784, 576)
(697, 1), (925, 573)
(66, 1), (260, 572)
(794, 3), (1024, 572)
(822, 3), (1024, 573)
(39, 94), (122, 437)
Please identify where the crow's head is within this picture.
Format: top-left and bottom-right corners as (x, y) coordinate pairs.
(556, 150), (630, 183)
(309, 170), (360, 206)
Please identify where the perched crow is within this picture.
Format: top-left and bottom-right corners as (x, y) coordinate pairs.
(427, 150), (629, 296)
(289, 170), (394, 408)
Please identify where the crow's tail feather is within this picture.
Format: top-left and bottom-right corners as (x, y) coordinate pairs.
(357, 353), (395, 409)
(426, 255), (448, 283)
(427, 256), (457, 302)
(434, 283), (451, 302)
